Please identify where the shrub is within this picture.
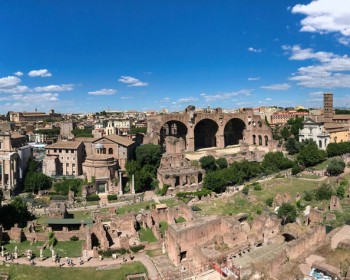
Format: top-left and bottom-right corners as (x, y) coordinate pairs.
(256, 208), (262, 215)
(327, 159), (346, 176)
(253, 183), (262, 191)
(50, 195), (67, 201)
(304, 190), (313, 201)
(242, 186), (249, 195)
(107, 194), (118, 201)
(98, 248), (129, 258)
(291, 164), (302, 175)
(191, 205), (201, 211)
(86, 194), (100, 201)
(130, 245), (145, 253)
(216, 158), (228, 170)
(315, 184), (333, 201)
(265, 197), (273, 207)
(70, 236), (79, 241)
(336, 186), (346, 199)
(158, 184), (170, 196)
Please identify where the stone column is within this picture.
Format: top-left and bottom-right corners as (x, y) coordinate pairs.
(118, 171), (123, 196)
(9, 159), (13, 189)
(1, 159), (4, 187)
(131, 174), (135, 194)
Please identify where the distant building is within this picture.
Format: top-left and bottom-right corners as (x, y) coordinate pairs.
(0, 123), (32, 195)
(9, 109), (62, 123)
(42, 141), (84, 176)
(271, 110), (309, 125)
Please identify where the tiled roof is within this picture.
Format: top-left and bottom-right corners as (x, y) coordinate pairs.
(46, 141), (83, 149)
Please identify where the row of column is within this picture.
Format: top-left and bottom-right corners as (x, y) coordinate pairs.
(118, 171), (135, 196)
(1, 158), (15, 190)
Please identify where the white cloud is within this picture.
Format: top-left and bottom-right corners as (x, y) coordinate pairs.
(248, 47), (262, 53)
(0, 76), (21, 88)
(121, 96), (134, 99)
(265, 97), (272, 101)
(261, 83), (291, 90)
(248, 77), (260, 81)
(0, 76), (30, 94)
(285, 45), (350, 88)
(28, 69), (52, 77)
(284, 45), (333, 62)
(88, 88), (117, 95)
(0, 93), (59, 102)
(118, 76), (148, 87)
(176, 97), (198, 103)
(34, 84), (74, 92)
(309, 91), (323, 96)
(14, 71), (23, 77)
(292, 0), (350, 45)
(201, 89), (252, 101)
(338, 37), (350, 46)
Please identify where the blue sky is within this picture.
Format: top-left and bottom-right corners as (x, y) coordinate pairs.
(0, 0), (350, 113)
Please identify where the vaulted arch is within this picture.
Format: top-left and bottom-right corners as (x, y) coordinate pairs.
(160, 120), (188, 148)
(224, 118), (246, 147)
(194, 119), (218, 150)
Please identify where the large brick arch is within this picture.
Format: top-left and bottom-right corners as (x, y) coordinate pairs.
(145, 106), (274, 152)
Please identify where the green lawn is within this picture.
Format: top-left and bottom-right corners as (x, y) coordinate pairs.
(299, 172), (322, 179)
(138, 228), (157, 243)
(2, 240), (84, 258)
(175, 217), (186, 223)
(159, 221), (168, 236)
(0, 261), (147, 280)
(196, 178), (323, 217)
(116, 201), (152, 215)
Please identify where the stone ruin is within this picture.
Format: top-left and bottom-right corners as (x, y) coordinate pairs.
(273, 192), (292, 208)
(48, 201), (68, 219)
(157, 136), (205, 192)
(329, 195), (342, 211)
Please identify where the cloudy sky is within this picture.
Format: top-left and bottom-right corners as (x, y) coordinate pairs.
(0, 0), (350, 113)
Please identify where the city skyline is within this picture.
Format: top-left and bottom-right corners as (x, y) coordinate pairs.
(0, 0), (350, 113)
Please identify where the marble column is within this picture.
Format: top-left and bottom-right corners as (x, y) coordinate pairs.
(1, 160), (4, 187)
(131, 174), (135, 194)
(118, 171), (123, 196)
(9, 159), (13, 189)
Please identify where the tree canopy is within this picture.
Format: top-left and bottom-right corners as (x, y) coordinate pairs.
(297, 140), (326, 167)
(327, 159), (345, 176)
(277, 203), (297, 225)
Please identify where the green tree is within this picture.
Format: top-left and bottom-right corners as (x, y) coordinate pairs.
(336, 185), (346, 199)
(129, 127), (147, 134)
(136, 144), (162, 167)
(265, 197), (273, 207)
(297, 140), (326, 167)
(216, 158), (228, 170)
(287, 116), (304, 140)
(24, 172), (52, 193)
(277, 203), (297, 225)
(203, 170), (227, 193)
(315, 184), (334, 201)
(261, 152), (293, 174)
(0, 197), (32, 228)
(285, 138), (300, 155)
(199, 155), (217, 172)
(327, 159), (345, 176)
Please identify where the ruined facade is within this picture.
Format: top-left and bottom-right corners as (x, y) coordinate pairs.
(157, 136), (204, 191)
(145, 106), (275, 152)
(0, 123), (32, 195)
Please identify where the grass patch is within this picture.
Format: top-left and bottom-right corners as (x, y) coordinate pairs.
(139, 228), (157, 243)
(158, 198), (180, 208)
(1, 240), (84, 258)
(175, 217), (186, 223)
(159, 221), (168, 236)
(196, 177), (323, 217)
(146, 249), (163, 258)
(0, 261), (147, 280)
(299, 172), (322, 179)
(116, 201), (152, 215)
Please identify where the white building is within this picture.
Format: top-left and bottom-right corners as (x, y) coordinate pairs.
(299, 119), (330, 150)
